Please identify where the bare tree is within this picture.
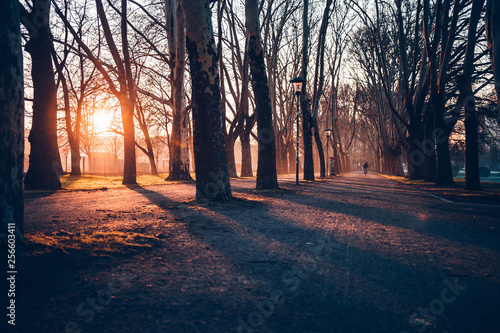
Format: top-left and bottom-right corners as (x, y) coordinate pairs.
(165, 0), (192, 180)
(246, 0), (279, 189)
(311, 0), (333, 178)
(21, 0), (63, 189)
(301, 0), (315, 180)
(461, 0), (486, 190)
(180, 0), (232, 201)
(52, 10), (99, 176)
(422, 0), (460, 185)
(53, 0), (138, 184)
(485, 0), (500, 124)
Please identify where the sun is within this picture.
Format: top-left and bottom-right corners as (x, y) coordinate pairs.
(93, 109), (116, 134)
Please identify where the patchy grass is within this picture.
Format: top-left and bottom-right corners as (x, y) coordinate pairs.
(25, 230), (160, 255)
(380, 174), (435, 186)
(379, 173), (500, 203)
(54, 173), (193, 191)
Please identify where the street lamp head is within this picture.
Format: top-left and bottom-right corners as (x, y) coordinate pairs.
(290, 77), (306, 94)
(324, 128), (332, 132)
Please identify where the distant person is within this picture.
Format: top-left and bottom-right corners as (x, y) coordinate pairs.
(363, 162), (369, 175)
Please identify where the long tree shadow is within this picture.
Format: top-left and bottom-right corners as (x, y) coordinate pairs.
(277, 179), (500, 253)
(127, 185), (500, 333)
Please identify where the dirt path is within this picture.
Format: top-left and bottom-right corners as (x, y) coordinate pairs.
(12, 172), (500, 332)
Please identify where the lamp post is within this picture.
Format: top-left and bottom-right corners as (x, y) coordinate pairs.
(290, 77), (306, 185)
(324, 129), (331, 176)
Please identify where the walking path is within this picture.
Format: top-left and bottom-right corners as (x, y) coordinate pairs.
(15, 172), (500, 332)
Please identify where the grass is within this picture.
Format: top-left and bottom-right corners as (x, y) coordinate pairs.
(25, 230), (160, 255)
(25, 173), (195, 192)
(379, 173), (500, 201)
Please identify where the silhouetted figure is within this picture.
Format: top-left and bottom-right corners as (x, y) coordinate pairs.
(363, 162), (369, 175)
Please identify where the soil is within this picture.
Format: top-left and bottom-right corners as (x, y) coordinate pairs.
(4, 172), (500, 332)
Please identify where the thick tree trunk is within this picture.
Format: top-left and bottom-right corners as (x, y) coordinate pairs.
(166, 0), (192, 181)
(120, 0), (137, 185)
(225, 140), (238, 178)
(246, 0), (279, 190)
(301, 0), (314, 181)
(288, 144), (296, 174)
(432, 93), (455, 186)
(275, 134), (283, 175)
(240, 120), (253, 177)
(486, 0), (500, 124)
(70, 140), (81, 175)
(313, 122), (326, 178)
(181, 0), (231, 201)
(463, 0), (485, 190)
(280, 139), (289, 174)
(24, 0), (62, 190)
(423, 105), (437, 182)
(146, 151), (159, 176)
(407, 125), (425, 179)
(302, 107), (314, 179)
(464, 95), (481, 190)
(0, 0), (26, 245)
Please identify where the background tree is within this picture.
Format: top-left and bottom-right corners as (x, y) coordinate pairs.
(165, 0), (192, 180)
(462, 0), (486, 190)
(54, 0), (138, 184)
(180, 0), (232, 201)
(485, 0), (500, 124)
(246, 0), (279, 189)
(301, 0), (315, 180)
(21, 0), (63, 189)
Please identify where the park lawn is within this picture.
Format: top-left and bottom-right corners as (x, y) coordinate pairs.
(380, 173), (500, 203)
(23, 173), (196, 193)
(60, 173), (198, 191)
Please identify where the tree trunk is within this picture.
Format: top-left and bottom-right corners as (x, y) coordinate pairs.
(423, 105), (437, 182)
(463, 0), (485, 190)
(407, 125), (425, 179)
(246, 0), (279, 190)
(181, 0), (231, 201)
(24, 0), (62, 190)
(313, 122), (326, 178)
(0, 0), (26, 245)
(464, 93), (481, 190)
(432, 93), (455, 186)
(275, 134), (283, 175)
(486, 0), (500, 124)
(120, 0), (137, 185)
(240, 118), (253, 177)
(280, 139), (289, 174)
(301, 0), (314, 180)
(166, 0), (192, 181)
(288, 144), (296, 174)
(225, 139), (238, 178)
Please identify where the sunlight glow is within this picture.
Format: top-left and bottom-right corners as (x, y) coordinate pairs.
(93, 109), (115, 134)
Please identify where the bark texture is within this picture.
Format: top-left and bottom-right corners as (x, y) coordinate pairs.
(486, 0), (500, 124)
(23, 0), (62, 190)
(301, 0), (314, 181)
(0, 0), (25, 244)
(166, 0), (192, 181)
(463, 0), (485, 191)
(246, 0), (279, 190)
(180, 0), (231, 201)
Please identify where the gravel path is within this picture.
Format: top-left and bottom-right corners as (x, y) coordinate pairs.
(13, 172), (500, 332)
